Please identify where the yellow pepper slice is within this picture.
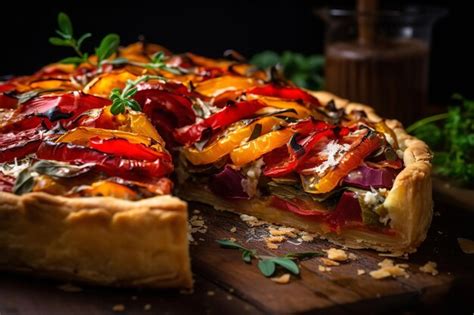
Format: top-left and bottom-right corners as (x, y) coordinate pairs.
(86, 181), (138, 200)
(57, 127), (153, 146)
(83, 70), (137, 98)
(248, 95), (312, 119)
(184, 116), (285, 165)
(230, 128), (293, 166)
(195, 75), (260, 97)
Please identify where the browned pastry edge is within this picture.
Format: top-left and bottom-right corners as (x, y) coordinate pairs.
(0, 192), (193, 288)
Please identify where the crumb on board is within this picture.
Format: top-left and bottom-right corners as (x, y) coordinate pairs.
(230, 226), (237, 233)
(320, 257), (340, 266)
(189, 215), (208, 236)
(419, 261), (439, 276)
(179, 288), (194, 295)
(112, 304), (125, 312)
(458, 238), (474, 254)
(226, 294), (233, 300)
(193, 209), (200, 214)
(348, 253), (357, 260)
(144, 304), (152, 311)
(357, 269), (366, 275)
(207, 290), (215, 296)
(228, 237), (237, 242)
(325, 248), (348, 262)
(265, 240), (279, 250)
(318, 265), (331, 272)
(266, 235), (286, 243)
(271, 273), (291, 284)
(369, 259), (409, 279)
(57, 283), (82, 292)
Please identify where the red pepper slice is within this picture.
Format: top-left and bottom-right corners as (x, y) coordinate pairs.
(314, 133), (383, 193)
(89, 137), (162, 161)
(248, 84), (321, 107)
(1, 92), (110, 133)
(36, 140), (173, 180)
(264, 129), (334, 177)
(0, 83), (17, 109)
(0, 127), (46, 162)
(263, 119), (334, 177)
(174, 100), (266, 145)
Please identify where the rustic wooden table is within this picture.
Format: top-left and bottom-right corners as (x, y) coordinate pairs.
(0, 197), (473, 315)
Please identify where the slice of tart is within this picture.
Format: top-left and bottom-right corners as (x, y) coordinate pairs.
(174, 80), (432, 254)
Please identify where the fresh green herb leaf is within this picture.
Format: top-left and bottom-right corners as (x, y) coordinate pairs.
(49, 37), (71, 47)
(50, 12), (92, 66)
(59, 56), (85, 65)
(269, 257), (299, 275)
(217, 240), (322, 278)
(408, 94), (474, 187)
(251, 51), (325, 90)
(242, 250), (253, 263)
(109, 75), (165, 115)
(77, 33), (92, 49)
(96, 33), (120, 66)
(258, 259), (276, 277)
(57, 12), (73, 37)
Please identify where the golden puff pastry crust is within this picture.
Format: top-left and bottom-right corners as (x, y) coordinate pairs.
(0, 192), (192, 288)
(179, 91), (433, 254)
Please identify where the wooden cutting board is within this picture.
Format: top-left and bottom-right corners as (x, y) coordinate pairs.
(0, 199), (473, 315)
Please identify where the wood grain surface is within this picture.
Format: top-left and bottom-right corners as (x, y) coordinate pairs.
(0, 198), (473, 315)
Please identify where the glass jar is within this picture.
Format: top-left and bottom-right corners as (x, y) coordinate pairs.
(318, 6), (447, 124)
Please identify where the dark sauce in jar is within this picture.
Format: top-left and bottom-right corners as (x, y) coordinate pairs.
(325, 39), (429, 124)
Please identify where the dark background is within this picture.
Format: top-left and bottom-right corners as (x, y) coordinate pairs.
(0, 0), (470, 105)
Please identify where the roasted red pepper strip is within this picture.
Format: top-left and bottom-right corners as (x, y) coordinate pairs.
(264, 129), (334, 177)
(262, 119), (334, 177)
(247, 84), (321, 107)
(0, 127), (45, 162)
(1, 92), (110, 133)
(314, 133), (383, 193)
(36, 141), (173, 180)
(89, 137), (162, 161)
(0, 83), (17, 109)
(174, 100), (266, 145)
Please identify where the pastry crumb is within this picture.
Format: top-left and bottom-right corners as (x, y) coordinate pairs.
(226, 294), (233, 300)
(228, 237), (237, 242)
(301, 234), (314, 242)
(266, 235), (286, 243)
(318, 265), (331, 272)
(357, 269), (366, 275)
(193, 209), (200, 214)
(179, 288), (194, 295)
(325, 248), (348, 262)
(240, 214), (266, 227)
(265, 241), (279, 250)
(57, 283), (82, 292)
(320, 258), (340, 266)
(228, 287), (235, 293)
(207, 290), (215, 296)
(144, 304), (152, 311)
(348, 253), (358, 260)
(369, 259), (409, 279)
(112, 304), (125, 312)
(230, 226), (237, 233)
(271, 273), (291, 284)
(458, 238), (474, 254)
(419, 261), (439, 276)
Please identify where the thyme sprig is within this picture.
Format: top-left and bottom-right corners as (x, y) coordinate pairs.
(217, 239), (323, 277)
(109, 75), (165, 115)
(49, 12), (119, 69)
